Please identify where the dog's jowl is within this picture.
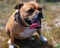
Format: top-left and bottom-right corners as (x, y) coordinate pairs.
(5, 1), (47, 48)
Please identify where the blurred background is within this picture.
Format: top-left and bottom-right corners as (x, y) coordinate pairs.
(0, 0), (60, 48)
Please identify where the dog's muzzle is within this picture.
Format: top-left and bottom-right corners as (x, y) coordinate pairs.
(31, 10), (40, 21)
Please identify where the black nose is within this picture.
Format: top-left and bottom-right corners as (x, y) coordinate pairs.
(38, 12), (43, 19)
(32, 12), (43, 20)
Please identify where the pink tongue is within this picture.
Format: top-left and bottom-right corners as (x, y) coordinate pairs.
(30, 23), (39, 29)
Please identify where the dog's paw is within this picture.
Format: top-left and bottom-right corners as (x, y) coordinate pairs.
(9, 44), (19, 48)
(40, 35), (47, 43)
(9, 45), (14, 48)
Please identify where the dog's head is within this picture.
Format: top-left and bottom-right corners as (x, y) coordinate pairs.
(15, 1), (43, 21)
(14, 1), (43, 26)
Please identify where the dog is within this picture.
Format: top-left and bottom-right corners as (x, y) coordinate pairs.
(5, 1), (47, 48)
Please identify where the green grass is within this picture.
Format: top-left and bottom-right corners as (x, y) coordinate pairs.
(56, 43), (60, 48)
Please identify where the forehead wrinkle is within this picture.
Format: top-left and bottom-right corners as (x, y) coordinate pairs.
(28, 2), (39, 9)
(20, 2), (40, 12)
(24, 4), (34, 9)
(20, 4), (34, 12)
(24, 2), (39, 9)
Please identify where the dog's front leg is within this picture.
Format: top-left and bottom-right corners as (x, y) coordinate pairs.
(8, 32), (15, 48)
(36, 29), (47, 42)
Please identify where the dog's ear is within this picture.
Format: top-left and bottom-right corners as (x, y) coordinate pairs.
(15, 3), (24, 9)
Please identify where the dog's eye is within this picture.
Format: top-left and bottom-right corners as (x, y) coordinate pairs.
(26, 8), (34, 13)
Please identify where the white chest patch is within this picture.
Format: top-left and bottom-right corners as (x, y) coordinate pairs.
(19, 27), (36, 38)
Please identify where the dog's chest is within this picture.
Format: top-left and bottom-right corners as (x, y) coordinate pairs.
(16, 27), (36, 39)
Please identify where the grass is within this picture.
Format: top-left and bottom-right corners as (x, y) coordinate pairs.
(56, 43), (60, 48)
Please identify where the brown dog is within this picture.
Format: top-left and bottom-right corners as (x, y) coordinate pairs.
(5, 1), (47, 48)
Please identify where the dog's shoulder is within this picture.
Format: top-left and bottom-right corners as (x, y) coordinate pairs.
(6, 10), (19, 27)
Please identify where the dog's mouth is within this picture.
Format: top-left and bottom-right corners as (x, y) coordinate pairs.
(24, 13), (39, 25)
(24, 15), (41, 29)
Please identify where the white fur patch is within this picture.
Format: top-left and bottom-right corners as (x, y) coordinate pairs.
(8, 39), (14, 48)
(7, 39), (11, 45)
(9, 44), (14, 48)
(20, 27), (36, 38)
(40, 35), (47, 42)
